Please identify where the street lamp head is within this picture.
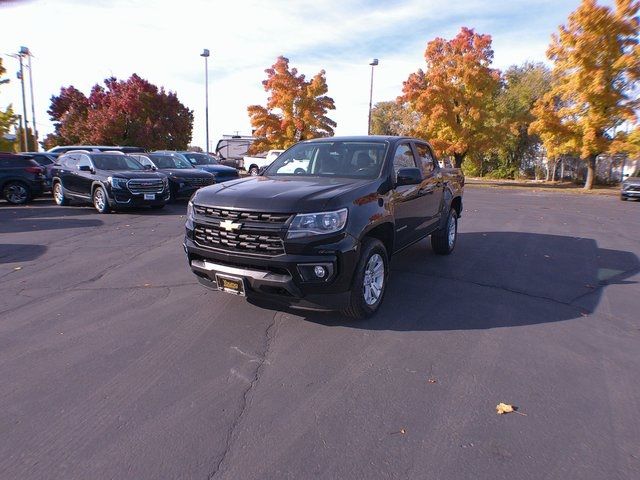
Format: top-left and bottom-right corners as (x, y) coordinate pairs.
(369, 58), (379, 66)
(20, 46), (30, 55)
(201, 49), (210, 58)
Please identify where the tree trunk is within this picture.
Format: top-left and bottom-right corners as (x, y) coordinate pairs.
(551, 161), (557, 182)
(453, 153), (464, 169)
(560, 158), (565, 181)
(584, 155), (597, 190)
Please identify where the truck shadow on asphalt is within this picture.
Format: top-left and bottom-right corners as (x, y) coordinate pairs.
(0, 244), (48, 264)
(294, 232), (639, 331)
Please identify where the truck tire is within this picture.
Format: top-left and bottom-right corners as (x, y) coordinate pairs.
(342, 238), (388, 319)
(431, 209), (457, 255)
(249, 165), (259, 176)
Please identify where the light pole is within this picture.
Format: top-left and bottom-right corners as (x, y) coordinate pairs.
(22, 47), (39, 151)
(367, 58), (378, 135)
(201, 49), (210, 153)
(17, 52), (29, 152)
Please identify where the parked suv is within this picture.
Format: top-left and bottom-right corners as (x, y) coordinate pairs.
(184, 136), (464, 318)
(621, 169), (640, 201)
(154, 151), (239, 182)
(47, 145), (145, 155)
(50, 152), (169, 213)
(0, 153), (46, 204)
(20, 152), (58, 191)
(130, 153), (215, 201)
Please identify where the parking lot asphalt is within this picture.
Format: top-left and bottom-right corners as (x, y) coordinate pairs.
(1, 187), (639, 480)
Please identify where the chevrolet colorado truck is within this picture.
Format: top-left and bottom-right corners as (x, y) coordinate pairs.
(184, 136), (464, 318)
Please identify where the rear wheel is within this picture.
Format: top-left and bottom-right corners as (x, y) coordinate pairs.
(53, 181), (69, 206)
(3, 181), (30, 205)
(431, 209), (458, 255)
(92, 186), (110, 214)
(342, 238), (388, 319)
(249, 165), (259, 176)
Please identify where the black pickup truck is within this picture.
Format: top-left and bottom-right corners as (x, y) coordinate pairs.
(184, 136), (464, 318)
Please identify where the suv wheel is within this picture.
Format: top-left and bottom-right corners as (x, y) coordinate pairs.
(3, 181), (31, 205)
(342, 238), (388, 319)
(431, 209), (457, 255)
(92, 186), (110, 214)
(53, 182), (69, 206)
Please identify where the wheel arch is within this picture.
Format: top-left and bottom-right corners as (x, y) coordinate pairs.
(362, 222), (395, 256)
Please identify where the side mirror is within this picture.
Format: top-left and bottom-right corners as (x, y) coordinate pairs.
(396, 167), (422, 186)
(78, 165), (92, 172)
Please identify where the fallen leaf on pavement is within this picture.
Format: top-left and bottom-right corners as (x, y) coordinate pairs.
(428, 378), (437, 384)
(13, 266), (22, 271)
(496, 403), (527, 416)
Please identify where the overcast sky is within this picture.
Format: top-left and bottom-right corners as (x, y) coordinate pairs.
(0, 0), (596, 151)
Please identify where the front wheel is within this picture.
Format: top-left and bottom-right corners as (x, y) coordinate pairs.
(3, 181), (31, 205)
(342, 238), (389, 319)
(620, 195), (628, 201)
(53, 182), (69, 206)
(431, 209), (458, 255)
(92, 186), (110, 214)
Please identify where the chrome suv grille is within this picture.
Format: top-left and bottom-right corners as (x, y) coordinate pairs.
(192, 206), (292, 256)
(127, 178), (164, 194)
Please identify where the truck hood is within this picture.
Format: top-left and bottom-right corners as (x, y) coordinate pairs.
(192, 175), (373, 212)
(194, 164), (237, 174)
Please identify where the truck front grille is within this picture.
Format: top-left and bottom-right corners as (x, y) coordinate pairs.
(193, 206), (291, 223)
(127, 179), (164, 194)
(193, 225), (285, 255)
(192, 206), (291, 256)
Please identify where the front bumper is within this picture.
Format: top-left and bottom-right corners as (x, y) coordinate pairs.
(621, 188), (640, 198)
(184, 233), (359, 310)
(108, 188), (170, 207)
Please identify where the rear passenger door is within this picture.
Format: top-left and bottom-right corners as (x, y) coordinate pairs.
(74, 154), (95, 196)
(390, 142), (424, 249)
(413, 142), (443, 225)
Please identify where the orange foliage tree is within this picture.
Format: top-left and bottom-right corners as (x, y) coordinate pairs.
(400, 27), (501, 168)
(530, 0), (640, 189)
(247, 56), (336, 154)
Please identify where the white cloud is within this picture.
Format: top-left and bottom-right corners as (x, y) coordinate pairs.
(0, 0), (581, 150)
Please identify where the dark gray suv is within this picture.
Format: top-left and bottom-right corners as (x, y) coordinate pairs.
(621, 169), (640, 201)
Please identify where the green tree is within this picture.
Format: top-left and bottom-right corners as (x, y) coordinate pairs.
(531, 0), (640, 189)
(0, 59), (16, 152)
(369, 101), (417, 136)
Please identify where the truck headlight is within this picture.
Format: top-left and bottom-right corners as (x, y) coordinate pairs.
(108, 176), (128, 189)
(287, 208), (348, 239)
(187, 200), (194, 219)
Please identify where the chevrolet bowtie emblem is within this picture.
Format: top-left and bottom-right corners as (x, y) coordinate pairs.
(220, 220), (242, 231)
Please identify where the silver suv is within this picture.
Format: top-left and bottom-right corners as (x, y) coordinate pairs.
(621, 169), (640, 201)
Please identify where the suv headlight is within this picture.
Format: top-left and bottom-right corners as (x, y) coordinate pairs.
(109, 176), (128, 189)
(287, 208), (348, 239)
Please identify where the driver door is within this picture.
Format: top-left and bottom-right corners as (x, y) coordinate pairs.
(389, 142), (423, 249)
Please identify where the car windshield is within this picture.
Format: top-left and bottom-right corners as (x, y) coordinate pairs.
(150, 155), (192, 169)
(183, 153), (217, 165)
(264, 141), (388, 179)
(92, 155), (145, 170)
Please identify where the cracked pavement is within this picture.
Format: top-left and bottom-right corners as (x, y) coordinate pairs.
(1, 187), (639, 480)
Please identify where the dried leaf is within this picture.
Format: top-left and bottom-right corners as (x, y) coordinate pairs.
(428, 378), (437, 384)
(496, 402), (527, 416)
(13, 266), (22, 271)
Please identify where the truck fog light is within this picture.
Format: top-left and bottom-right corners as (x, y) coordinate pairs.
(314, 265), (326, 278)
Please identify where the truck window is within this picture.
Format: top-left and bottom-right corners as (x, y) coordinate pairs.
(415, 143), (436, 176)
(393, 144), (417, 175)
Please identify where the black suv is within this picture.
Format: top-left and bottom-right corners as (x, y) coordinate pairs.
(50, 152), (169, 213)
(130, 153), (215, 201)
(154, 151), (239, 182)
(20, 152), (58, 191)
(0, 153), (46, 204)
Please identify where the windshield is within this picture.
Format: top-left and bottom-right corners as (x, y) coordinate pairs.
(92, 155), (145, 171)
(264, 141), (388, 179)
(150, 154), (192, 169)
(183, 153), (218, 165)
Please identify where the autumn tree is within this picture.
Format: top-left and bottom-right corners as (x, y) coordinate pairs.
(47, 74), (194, 150)
(531, 0), (640, 189)
(369, 101), (417, 136)
(401, 27), (501, 167)
(0, 59), (16, 152)
(248, 56), (336, 153)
